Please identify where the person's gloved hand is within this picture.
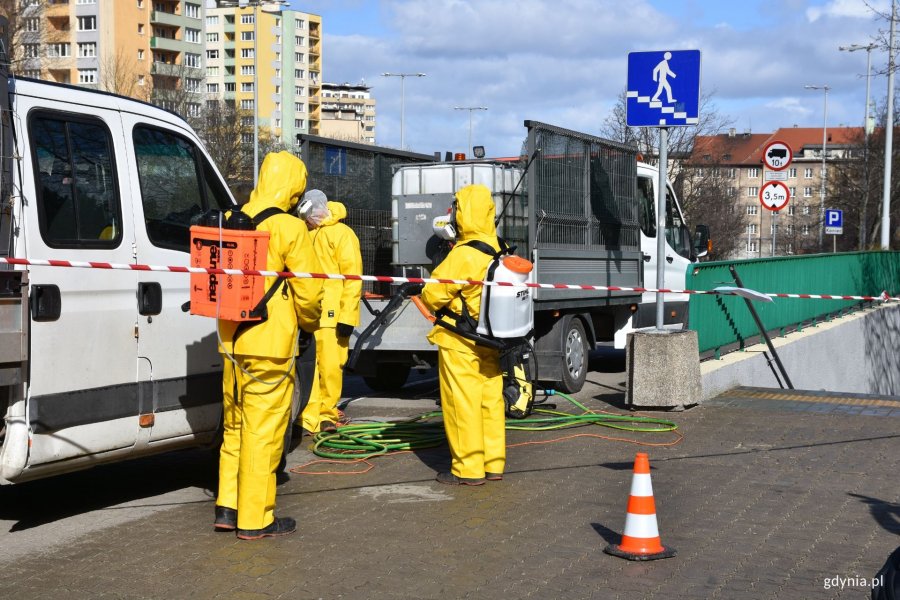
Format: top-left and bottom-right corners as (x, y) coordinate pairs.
(298, 329), (313, 354)
(399, 282), (424, 298)
(336, 322), (354, 339)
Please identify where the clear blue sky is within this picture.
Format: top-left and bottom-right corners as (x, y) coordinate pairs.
(288, 0), (890, 156)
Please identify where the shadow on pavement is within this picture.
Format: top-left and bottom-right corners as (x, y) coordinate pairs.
(0, 447), (218, 532)
(848, 493), (900, 535)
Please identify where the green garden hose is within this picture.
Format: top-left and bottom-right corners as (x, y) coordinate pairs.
(309, 391), (679, 461)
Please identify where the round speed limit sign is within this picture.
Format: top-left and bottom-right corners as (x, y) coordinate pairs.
(759, 181), (791, 211)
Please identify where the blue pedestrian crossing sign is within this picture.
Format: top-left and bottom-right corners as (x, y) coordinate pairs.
(627, 50), (701, 127)
(825, 209), (843, 235)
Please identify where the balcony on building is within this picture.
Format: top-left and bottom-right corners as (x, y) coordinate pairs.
(150, 35), (183, 53)
(150, 9), (183, 28)
(309, 22), (320, 40)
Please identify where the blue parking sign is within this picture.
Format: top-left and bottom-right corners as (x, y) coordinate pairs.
(825, 209), (843, 234)
(627, 50), (701, 127)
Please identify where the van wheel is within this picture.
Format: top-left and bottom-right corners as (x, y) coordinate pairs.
(363, 365), (411, 392)
(556, 317), (588, 394)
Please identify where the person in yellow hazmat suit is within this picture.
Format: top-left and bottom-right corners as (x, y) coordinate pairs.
(214, 151), (324, 540)
(299, 190), (363, 434)
(419, 184), (505, 486)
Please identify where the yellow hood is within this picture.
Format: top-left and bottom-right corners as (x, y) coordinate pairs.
(455, 184), (497, 242)
(245, 151), (307, 214)
(320, 201), (348, 227)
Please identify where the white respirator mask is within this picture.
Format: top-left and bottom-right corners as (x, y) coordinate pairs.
(296, 198), (313, 221)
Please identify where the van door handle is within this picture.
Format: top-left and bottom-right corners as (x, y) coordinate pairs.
(642, 253), (651, 262)
(31, 284), (61, 322)
(666, 256), (674, 264)
(138, 282), (162, 316)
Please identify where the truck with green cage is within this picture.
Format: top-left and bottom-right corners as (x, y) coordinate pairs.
(348, 120), (708, 394)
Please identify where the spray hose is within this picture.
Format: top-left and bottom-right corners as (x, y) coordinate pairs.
(306, 392), (679, 461)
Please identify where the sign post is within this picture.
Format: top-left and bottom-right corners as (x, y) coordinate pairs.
(627, 50), (701, 330)
(761, 141), (793, 256)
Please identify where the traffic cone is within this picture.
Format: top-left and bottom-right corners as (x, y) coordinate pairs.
(604, 452), (676, 561)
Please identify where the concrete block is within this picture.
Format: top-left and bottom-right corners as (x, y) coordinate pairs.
(626, 329), (702, 410)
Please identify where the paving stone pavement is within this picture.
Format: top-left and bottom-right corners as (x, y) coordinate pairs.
(0, 371), (897, 600)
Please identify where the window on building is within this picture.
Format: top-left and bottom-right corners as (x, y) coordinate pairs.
(803, 187), (812, 198)
(78, 69), (97, 84)
(788, 167), (797, 178)
(241, 116), (253, 126)
(241, 31), (254, 42)
(206, 15), (219, 26)
(295, 36), (304, 46)
(185, 78), (201, 92)
(786, 224), (794, 235)
(728, 167), (736, 179)
(225, 82), (236, 92)
(241, 82), (254, 92)
(184, 53), (201, 68)
(206, 66), (218, 77)
(770, 223), (778, 234)
(137, 23), (144, 35)
(295, 19), (305, 30)
(241, 65), (255, 76)
(138, 74), (145, 86)
(747, 187), (759, 197)
(24, 44), (40, 58)
(748, 167), (760, 178)
(241, 133), (253, 144)
(76, 0), (96, 4)
(241, 99), (254, 110)
(748, 224), (758, 234)
(23, 70), (41, 78)
(803, 205), (811, 215)
(804, 168), (813, 178)
(207, 49), (219, 60)
(295, 118), (305, 128)
(788, 205), (794, 216)
(48, 43), (71, 58)
(241, 14), (255, 24)
(207, 83), (219, 93)
(748, 241), (758, 253)
(24, 18), (39, 32)
(295, 54), (305, 63)
(747, 204), (758, 215)
(78, 42), (96, 57)
(802, 225), (810, 235)
(295, 68), (305, 79)
(789, 187), (796, 198)
(274, 119), (281, 128)
(185, 2), (200, 18)
(137, 0), (143, 7)
(241, 48), (255, 59)
(185, 28), (200, 43)
(207, 32), (219, 43)
(295, 102), (305, 112)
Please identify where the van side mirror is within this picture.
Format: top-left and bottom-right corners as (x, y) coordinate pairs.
(694, 224), (710, 259)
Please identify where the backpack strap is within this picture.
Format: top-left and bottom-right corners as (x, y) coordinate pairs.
(233, 207), (291, 341)
(461, 238), (507, 337)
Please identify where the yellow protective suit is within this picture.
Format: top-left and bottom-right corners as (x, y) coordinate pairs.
(420, 184), (505, 480)
(217, 151), (324, 531)
(301, 200), (363, 432)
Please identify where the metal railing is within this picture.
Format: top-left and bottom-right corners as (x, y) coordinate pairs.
(686, 251), (900, 356)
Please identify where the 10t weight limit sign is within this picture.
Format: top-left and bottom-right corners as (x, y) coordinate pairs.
(759, 181), (790, 212)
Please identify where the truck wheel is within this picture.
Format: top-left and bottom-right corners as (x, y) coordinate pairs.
(557, 316), (588, 394)
(363, 365), (411, 392)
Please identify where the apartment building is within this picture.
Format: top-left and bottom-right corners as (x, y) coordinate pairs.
(18, 0), (205, 116)
(205, 2), (322, 151)
(689, 126), (863, 258)
(319, 81), (376, 144)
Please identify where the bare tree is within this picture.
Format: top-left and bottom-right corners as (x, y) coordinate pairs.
(99, 51), (149, 101)
(600, 89), (744, 256)
(195, 99), (253, 189)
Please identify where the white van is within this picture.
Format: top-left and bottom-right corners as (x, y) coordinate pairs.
(0, 70), (235, 482)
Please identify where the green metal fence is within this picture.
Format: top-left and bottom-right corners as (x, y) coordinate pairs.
(685, 251), (900, 356)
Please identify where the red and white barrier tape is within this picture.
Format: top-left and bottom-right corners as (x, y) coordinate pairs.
(0, 257), (894, 302)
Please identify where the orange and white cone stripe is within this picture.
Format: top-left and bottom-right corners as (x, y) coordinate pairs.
(604, 452), (676, 561)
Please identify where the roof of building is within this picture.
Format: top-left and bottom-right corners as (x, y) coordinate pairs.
(690, 126), (864, 165)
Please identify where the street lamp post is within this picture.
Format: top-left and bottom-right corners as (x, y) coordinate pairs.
(883, 0), (897, 249)
(839, 43), (877, 249)
(805, 84), (830, 251)
(454, 106), (488, 155)
(381, 72), (425, 150)
(222, 0), (287, 187)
